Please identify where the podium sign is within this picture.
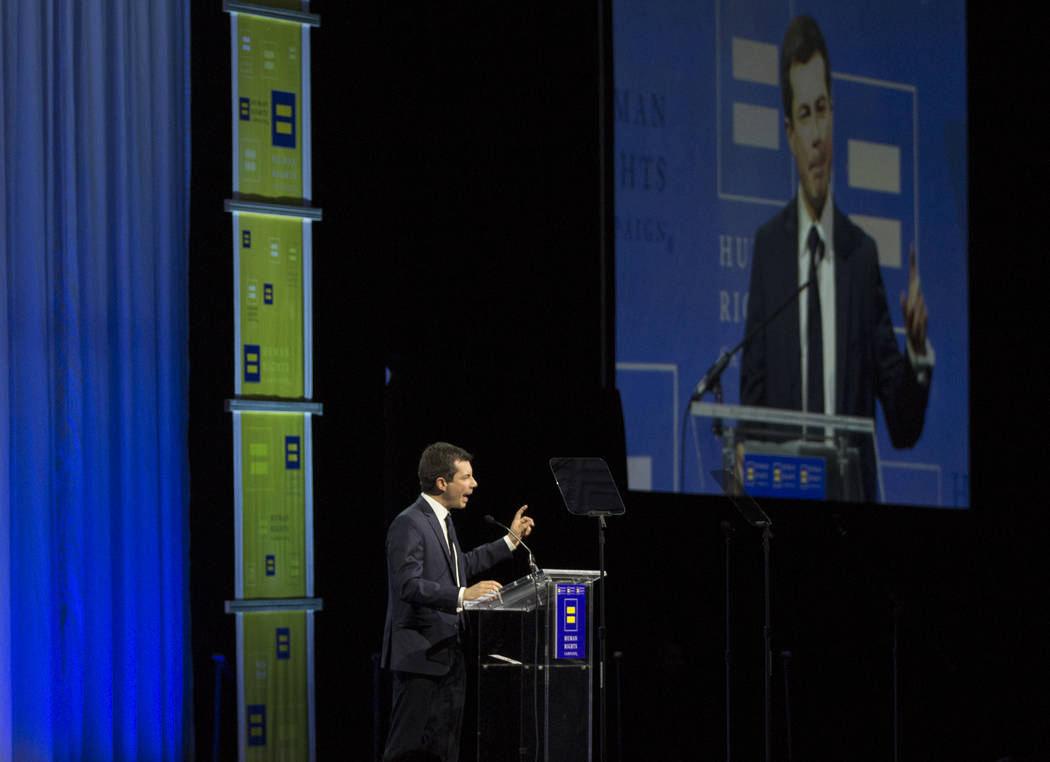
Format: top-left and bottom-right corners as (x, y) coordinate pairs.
(555, 583), (587, 660)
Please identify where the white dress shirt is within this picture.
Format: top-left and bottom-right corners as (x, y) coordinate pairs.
(421, 492), (515, 610)
(795, 188), (935, 435)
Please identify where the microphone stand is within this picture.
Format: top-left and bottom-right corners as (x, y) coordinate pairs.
(483, 514), (539, 575)
(690, 278), (814, 402)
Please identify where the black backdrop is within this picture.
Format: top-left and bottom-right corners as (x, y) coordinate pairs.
(190, 3), (1049, 760)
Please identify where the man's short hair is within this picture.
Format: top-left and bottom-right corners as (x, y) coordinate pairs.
(780, 15), (831, 123)
(418, 442), (473, 493)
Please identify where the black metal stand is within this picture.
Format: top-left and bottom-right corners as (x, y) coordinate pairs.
(710, 468), (776, 762)
(722, 520), (734, 762)
(547, 457), (625, 762)
(893, 597), (901, 762)
(781, 650), (794, 762)
(613, 650), (624, 762)
(831, 511), (903, 762)
(761, 522), (773, 762)
(597, 513), (609, 762)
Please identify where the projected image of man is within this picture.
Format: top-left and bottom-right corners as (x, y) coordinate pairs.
(739, 15), (934, 502)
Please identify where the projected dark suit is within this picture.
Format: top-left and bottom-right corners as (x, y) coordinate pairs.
(739, 197), (931, 501)
(381, 495), (513, 759)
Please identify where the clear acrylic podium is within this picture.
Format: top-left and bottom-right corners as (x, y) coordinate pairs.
(465, 568), (601, 761)
(690, 401), (881, 501)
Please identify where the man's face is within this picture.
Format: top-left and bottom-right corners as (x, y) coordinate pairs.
(785, 53), (833, 220)
(437, 460), (477, 510)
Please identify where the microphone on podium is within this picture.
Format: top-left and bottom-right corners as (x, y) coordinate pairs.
(484, 514), (540, 573)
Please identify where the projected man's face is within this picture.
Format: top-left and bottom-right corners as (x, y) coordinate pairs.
(785, 53), (833, 221)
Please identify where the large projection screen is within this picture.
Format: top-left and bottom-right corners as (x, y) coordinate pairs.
(614, 1), (969, 507)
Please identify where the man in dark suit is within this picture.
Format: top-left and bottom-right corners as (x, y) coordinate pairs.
(740, 15), (933, 502)
(381, 442), (535, 761)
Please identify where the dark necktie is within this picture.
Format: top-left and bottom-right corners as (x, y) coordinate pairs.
(445, 514), (466, 636)
(806, 226), (824, 415)
(444, 515), (460, 586)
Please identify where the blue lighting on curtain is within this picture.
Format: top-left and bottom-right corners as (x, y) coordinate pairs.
(1, 1), (191, 759)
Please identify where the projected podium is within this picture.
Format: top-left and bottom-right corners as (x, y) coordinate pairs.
(466, 569), (601, 762)
(690, 401), (880, 501)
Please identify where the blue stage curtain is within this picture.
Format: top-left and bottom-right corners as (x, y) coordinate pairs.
(1, 1), (191, 759)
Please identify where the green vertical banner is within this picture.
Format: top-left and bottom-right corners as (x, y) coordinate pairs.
(239, 412), (308, 599)
(236, 213), (306, 398)
(241, 611), (312, 761)
(234, 14), (304, 200)
(229, 4), (319, 759)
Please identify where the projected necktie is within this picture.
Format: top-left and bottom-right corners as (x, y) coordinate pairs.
(444, 514), (461, 586)
(806, 226), (824, 415)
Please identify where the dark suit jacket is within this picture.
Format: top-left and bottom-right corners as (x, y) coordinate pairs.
(381, 495), (513, 676)
(740, 198), (930, 500)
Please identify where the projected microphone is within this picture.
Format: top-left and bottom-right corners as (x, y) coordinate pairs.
(691, 351), (731, 402)
(690, 275), (817, 402)
(484, 514), (540, 573)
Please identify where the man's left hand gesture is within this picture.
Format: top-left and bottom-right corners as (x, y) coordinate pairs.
(508, 505), (534, 546)
(900, 244), (929, 356)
